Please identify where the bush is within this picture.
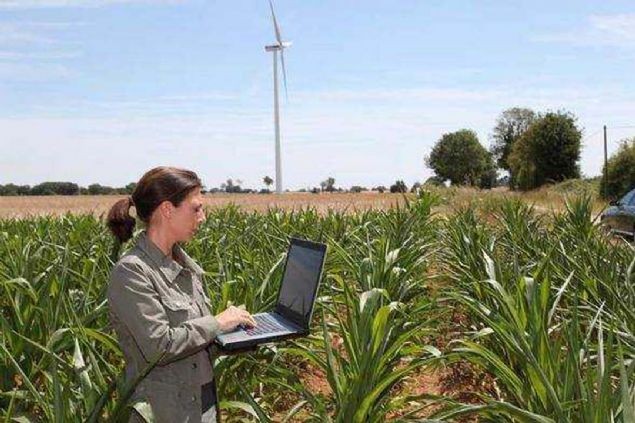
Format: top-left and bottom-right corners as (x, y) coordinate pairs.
(479, 166), (498, 190)
(599, 137), (635, 199)
(551, 178), (598, 195)
(390, 180), (408, 193)
(424, 176), (446, 187)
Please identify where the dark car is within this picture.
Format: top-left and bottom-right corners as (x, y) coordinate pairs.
(601, 188), (635, 238)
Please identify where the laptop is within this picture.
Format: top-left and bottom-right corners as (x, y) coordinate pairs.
(215, 237), (327, 351)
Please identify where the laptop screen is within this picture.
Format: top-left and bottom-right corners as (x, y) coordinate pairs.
(276, 240), (325, 327)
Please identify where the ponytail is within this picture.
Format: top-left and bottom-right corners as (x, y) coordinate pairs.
(107, 196), (136, 243)
(106, 166), (202, 244)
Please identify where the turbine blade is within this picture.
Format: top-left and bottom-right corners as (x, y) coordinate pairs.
(269, 0), (283, 44)
(280, 49), (288, 100)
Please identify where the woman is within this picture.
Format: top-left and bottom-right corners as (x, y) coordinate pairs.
(106, 166), (256, 422)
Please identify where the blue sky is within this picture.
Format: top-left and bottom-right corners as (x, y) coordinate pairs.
(1, 0), (634, 190)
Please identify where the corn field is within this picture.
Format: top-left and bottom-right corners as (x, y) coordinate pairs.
(1, 192), (634, 422)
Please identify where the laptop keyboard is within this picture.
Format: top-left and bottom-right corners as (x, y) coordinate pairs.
(244, 314), (288, 336)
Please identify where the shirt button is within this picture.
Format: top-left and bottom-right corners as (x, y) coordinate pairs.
(191, 395), (197, 402)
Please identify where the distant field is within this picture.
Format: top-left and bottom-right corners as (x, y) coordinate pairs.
(0, 192), (408, 218)
(0, 184), (606, 219)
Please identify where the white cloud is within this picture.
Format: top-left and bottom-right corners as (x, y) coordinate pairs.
(590, 14), (635, 42)
(533, 13), (635, 47)
(0, 0), (184, 8)
(0, 21), (86, 46)
(293, 87), (500, 103)
(0, 50), (80, 60)
(0, 62), (75, 80)
(0, 21), (83, 80)
(0, 23), (56, 45)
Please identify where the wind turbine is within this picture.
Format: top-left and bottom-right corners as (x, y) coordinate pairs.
(265, 0), (291, 194)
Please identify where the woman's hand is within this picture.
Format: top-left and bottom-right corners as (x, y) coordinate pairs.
(215, 305), (257, 333)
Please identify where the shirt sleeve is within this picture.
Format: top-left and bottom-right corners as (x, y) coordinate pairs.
(107, 260), (221, 365)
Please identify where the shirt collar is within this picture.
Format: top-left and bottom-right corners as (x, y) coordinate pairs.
(173, 243), (205, 276)
(136, 231), (204, 283)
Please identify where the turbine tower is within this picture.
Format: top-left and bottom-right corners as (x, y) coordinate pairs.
(265, 0), (291, 194)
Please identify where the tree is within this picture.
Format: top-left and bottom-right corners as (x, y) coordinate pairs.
(373, 186), (387, 193)
(0, 184), (30, 196)
(509, 111), (582, 190)
(124, 182), (137, 194)
(426, 129), (492, 186)
(490, 108), (537, 178)
(350, 186), (367, 193)
(221, 178), (242, 193)
(88, 183), (116, 195)
(30, 182), (80, 196)
(263, 176), (273, 189)
(390, 180), (408, 193)
(87, 184), (101, 195)
(479, 159), (498, 189)
(599, 137), (635, 199)
(424, 176), (445, 187)
(321, 177), (336, 192)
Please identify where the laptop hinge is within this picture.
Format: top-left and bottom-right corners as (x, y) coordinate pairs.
(275, 306), (306, 331)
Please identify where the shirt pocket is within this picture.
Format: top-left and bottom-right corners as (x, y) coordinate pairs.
(162, 298), (192, 325)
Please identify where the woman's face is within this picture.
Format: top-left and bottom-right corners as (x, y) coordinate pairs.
(169, 187), (206, 242)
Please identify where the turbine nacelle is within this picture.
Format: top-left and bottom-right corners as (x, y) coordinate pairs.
(265, 41), (292, 52)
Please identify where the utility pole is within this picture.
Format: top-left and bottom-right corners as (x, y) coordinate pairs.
(603, 125), (608, 199)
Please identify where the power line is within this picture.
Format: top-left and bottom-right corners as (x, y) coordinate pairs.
(582, 128), (603, 142)
(582, 125), (635, 144)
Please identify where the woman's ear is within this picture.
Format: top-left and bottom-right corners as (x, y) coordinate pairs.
(159, 200), (174, 220)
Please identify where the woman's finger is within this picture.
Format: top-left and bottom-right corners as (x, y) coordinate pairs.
(244, 315), (257, 327)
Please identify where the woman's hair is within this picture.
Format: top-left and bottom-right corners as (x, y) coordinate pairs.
(107, 166), (202, 243)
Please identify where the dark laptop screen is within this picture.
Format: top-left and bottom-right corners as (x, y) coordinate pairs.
(277, 242), (325, 326)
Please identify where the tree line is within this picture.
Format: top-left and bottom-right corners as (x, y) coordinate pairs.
(0, 177), (413, 196)
(425, 106), (635, 199)
(426, 108), (582, 191)
(0, 182), (137, 196)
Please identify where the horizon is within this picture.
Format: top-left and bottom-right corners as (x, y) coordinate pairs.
(1, 0), (634, 189)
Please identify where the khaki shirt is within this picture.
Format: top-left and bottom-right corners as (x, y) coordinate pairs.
(107, 232), (220, 422)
